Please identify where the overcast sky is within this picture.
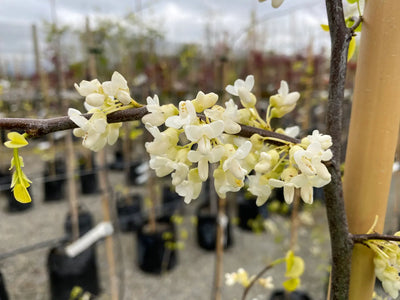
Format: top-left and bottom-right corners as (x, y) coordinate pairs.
(0, 0), (329, 76)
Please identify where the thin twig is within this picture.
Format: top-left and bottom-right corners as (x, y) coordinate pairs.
(352, 233), (400, 244)
(241, 264), (274, 300)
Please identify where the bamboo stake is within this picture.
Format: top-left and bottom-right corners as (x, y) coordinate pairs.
(343, 1), (400, 299)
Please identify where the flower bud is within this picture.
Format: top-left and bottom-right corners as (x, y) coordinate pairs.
(85, 93), (105, 107)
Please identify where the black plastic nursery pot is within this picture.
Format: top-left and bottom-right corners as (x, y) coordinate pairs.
(136, 218), (178, 274)
(47, 246), (100, 300)
(116, 194), (143, 232)
(128, 161), (147, 185)
(269, 290), (312, 300)
(0, 170), (33, 212)
(6, 188), (33, 212)
(79, 170), (98, 195)
(237, 191), (268, 232)
(43, 159), (67, 202)
(162, 186), (183, 218)
(109, 150), (124, 170)
(0, 270), (9, 300)
(64, 210), (94, 238)
(196, 205), (233, 251)
(78, 155), (98, 195)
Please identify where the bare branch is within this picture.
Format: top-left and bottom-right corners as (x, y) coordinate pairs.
(0, 107), (300, 145)
(324, 0), (357, 299)
(352, 233), (400, 244)
(241, 263), (274, 300)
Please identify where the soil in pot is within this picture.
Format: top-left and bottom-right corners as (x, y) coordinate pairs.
(47, 246), (100, 300)
(137, 219), (178, 274)
(196, 204), (233, 251)
(116, 193), (143, 232)
(269, 290), (312, 300)
(43, 159), (66, 202)
(0, 270), (9, 300)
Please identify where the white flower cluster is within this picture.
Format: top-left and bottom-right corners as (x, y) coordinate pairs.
(144, 75), (333, 205)
(366, 233), (400, 299)
(225, 268), (274, 289)
(69, 72), (136, 151)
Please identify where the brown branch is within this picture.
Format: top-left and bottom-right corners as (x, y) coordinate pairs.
(352, 233), (400, 244)
(0, 107), (300, 145)
(241, 263), (274, 300)
(324, 0), (356, 299)
(349, 16), (363, 33)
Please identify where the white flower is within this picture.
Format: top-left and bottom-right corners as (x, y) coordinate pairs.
(144, 124), (179, 156)
(290, 173), (329, 204)
(222, 141), (252, 180)
(149, 156), (189, 186)
(205, 99), (241, 134)
(258, 276), (274, 289)
(149, 156), (176, 177)
(171, 163), (190, 186)
(175, 169), (202, 204)
(142, 95), (164, 126)
(188, 145), (224, 181)
(284, 126), (300, 138)
(74, 79), (102, 96)
(165, 100), (198, 129)
(225, 272), (237, 286)
(270, 81), (300, 118)
(85, 93), (106, 107)
(68, 108), (121, 152)
(303, 130), (332, 150)
(102, 71), (131, 105)
(293, 142), (332, 180)
(225, 75), (256, 108)
(254, 152), (273, 174)
(214, 166), (243, 199)
(247, 173), (272, 206)
(269, 167), (298, 204)
(191, 91), (218, 112)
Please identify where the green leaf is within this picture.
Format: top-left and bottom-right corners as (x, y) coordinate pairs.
(4, 132), (28, 148)
(283, 278), (300, 292)
(13, 183), (32, 203)
(348, 36), (356, 61)
(320, 24), (330, 32)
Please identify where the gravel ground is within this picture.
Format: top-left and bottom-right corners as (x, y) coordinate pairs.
(0, 145), (398, 300)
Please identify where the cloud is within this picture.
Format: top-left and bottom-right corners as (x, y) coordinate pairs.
(0, 0), (329, 76)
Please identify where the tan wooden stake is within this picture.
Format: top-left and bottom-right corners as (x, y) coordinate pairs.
(31, 24), (50, 108)
(65, 132), (79, 241)
(85, 16), (119, 300)
(343, 1), (400, 299)
(212, 197), (226, 300)
(97, 149), (119, 300)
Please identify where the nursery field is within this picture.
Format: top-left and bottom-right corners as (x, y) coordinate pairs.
(0, 142), (399, 300)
